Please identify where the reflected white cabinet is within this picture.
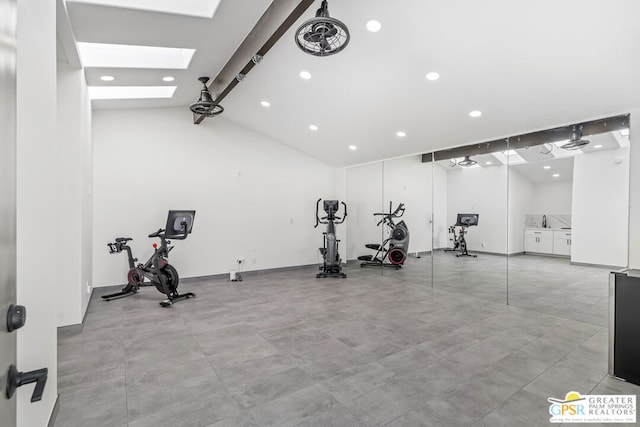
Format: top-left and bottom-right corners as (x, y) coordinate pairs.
(524, 229), (554, 254)
(553, 231), (572, 256)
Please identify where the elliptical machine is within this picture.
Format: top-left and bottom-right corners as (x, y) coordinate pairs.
(314, 199), (347, 278)
(444, 213), (478, 258)
(102, 210), (196, 307)
(358, 202), (410, 269)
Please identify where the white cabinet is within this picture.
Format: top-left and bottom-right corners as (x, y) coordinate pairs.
(553, 231), (572, 256)
(524, 229), (554, 254)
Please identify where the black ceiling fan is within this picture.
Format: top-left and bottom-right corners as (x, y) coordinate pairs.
(189, 77), (224, 118)
(295, 0), (350, 57)
(561, 125), (590, 150)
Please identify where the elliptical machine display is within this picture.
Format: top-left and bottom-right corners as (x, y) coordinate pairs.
(314, 199), (347, 278)
(102, 210), (196, 307)
(358, 202), (410, 269)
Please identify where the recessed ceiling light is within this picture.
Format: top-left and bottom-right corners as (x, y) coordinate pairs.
(593, 144), (603, 149)
(299, 70), (311, 80)
(396, 131), (406, 137)
(260, 100), (271, 107)
(620, 129), (630, 136)
(66, 0), (221, 18)
(100, 75), (115, 81)
(485, 161), (492, 165)
(88, 86), (176, 100)
(503, 150), (516, 156)
(366, 20), (381, 32)
(309, 124), (318, 131)
(77, 42), (195, 69)
(469, 110), (482, 118)
(543, 165), (551, 169)
(162, 76), (175, 82)
(425, 72), (440, 81)
(552, 173), (560, 178)
(349, 145), (357, 151)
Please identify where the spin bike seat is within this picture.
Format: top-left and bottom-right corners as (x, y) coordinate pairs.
(115, 237), (132, 243)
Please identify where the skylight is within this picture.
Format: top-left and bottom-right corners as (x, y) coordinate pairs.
(67, 0), (221, 18)
(88, 86), (176, 100)
(78, 43), (195, 69)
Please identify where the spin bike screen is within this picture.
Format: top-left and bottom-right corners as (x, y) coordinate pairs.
(455, 213), (479, 227)
(165, 210), (196, 239)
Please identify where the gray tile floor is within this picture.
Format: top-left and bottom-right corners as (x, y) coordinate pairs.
(55, 256), (639, 426)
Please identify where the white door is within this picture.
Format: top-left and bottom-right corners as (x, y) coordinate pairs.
(0, 0), (18, 423)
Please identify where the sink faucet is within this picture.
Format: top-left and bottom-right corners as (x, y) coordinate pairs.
(542, 215), (547, 228)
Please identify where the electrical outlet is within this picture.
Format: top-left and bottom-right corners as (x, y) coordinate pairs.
(85, 281), (91, 294)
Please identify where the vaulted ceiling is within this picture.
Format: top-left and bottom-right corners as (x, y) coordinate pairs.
(58, 0), (640, 167)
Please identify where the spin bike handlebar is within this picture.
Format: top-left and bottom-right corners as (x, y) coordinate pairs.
(148, 228), (165, 238)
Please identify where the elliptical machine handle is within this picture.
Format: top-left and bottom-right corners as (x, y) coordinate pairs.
(314, 198), (321, 228)
(335, 201), (348, 224)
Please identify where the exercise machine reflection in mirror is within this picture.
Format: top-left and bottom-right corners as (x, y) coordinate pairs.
(445, 213), (479, 258)
(358, 202), (410, 269)
(103, 210), (196, 307)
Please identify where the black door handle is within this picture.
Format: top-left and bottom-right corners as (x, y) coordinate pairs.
(5, 365), (48, 402)
(6, 304), (26, 332)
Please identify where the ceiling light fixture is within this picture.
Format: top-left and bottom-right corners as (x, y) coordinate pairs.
(396, 131), (406, 137)
(260, 100), (271, 107)
(189, 76), (223, 118)
(485, 161), (492, 165)
(594, 144), (603, 149)
(469, 110), (482, 118)
(100, 75), (115, 81)
(309, 124), (318, 131)
(162, 76), (175, 82)
(425, 72), (440, 81)
(349, 145), (357, 150)
(366, 20), (381, 32)
(299, 70), (312, 80)
(458, 156), (477, 167)
(543, 165), (551, 169)
(295, 0), (350, 57)
(552, 173), (560, 178)
(561, 125), (590, 150)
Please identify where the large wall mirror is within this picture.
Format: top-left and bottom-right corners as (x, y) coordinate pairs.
(506, 116), (630, 326)
(345, 114), (630, 321)
(346, 158), (434, 285)
(430, 144), (508, 304)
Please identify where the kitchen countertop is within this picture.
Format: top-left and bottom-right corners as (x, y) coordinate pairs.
(524, 228), (572, 231)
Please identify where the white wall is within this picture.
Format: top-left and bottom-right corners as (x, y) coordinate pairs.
(531, 181), (572, 214)
(56, 62), (93, 326)
(93, 108), (337, 286)
(446, 165), (508, 253)
(383, 156), (433, 254)
(432, 164), (448, 249)
(345, 162), (383, 260)
(16, 0), (58, 424)
(508, 167), (533, 254)
(571, 147), (630, 267)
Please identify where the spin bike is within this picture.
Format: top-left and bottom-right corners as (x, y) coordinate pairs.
(358, 202), (410, 269)
(445, 213), (478, 258)
(314, 199), (347, 278)
(102, 210), (196, 307)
